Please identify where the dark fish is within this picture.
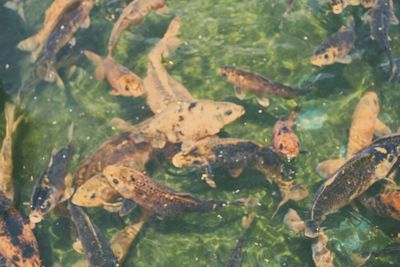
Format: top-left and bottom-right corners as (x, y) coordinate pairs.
(38, 0), (93, 88)
(0, 192), (41, 267)
(306, 134), (400, 238)
(30, 125), (74, 228)
(219, 66), (313, 107)
(103, 165), (238, 216)
(363, 0), (399, 80)
(172, 138), (308, 214)
(225, 212), (255, 267)
(68, 201), (117, 267)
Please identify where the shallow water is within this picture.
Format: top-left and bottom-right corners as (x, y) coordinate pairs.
(0, 0), (400, 266)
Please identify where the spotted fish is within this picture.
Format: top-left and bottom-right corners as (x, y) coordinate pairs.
(306, 134), (400, 238)
(271, 111), (300, 159)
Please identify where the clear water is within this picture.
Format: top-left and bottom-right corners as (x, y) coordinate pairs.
(0, 0), (399, 266)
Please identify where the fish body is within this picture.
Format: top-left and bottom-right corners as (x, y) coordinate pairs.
(360, 190), (400, 221)
(271, 112), (300, 159)
(17, 0), (81, 61)
(107, 0), (167, 55)
(0, 103), (23, 201)
(306, 134), (400, 238)
(364, 0), (399, 80)
(128, 100), (245, 149)
(103, 165), (229, 216)
(30, 144), (74, 228)
(0, 193), (41, 267)
(39, 0), (93, 88)
(310, 23), (355, 66)
(219, 66), (311, 107)
(68, 202), (117, 267)
(84, 51), (144, 97)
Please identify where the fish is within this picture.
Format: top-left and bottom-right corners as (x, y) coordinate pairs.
(107, 0), (168, 55)
(83, 50), (144, 97)
(283, 209), (334, 267)
(127, 100), (245, 149)
(317, 92), (391, 178)
(310, 19), (356, 67)
(4, 0), (25, 21)
(144, 17), (194, 113)
(103, 165), (239, 216)
(225, 212), (255, 267)
(0, 192), (41, 267)
(110, 209), (151, 263)
(329, 0), (374, 14)
(30, 124), (75, 228)
(219, 66), (313, 107)
(38, 0), (93, 88)
(271, 111), (300, 159)
(17, 0), (81, 62)
(359, 190), (400, 221)
(68, 202), (117, 267)
(0, 103), (23, 201)
(305, 134), (400, 238)
(363, 0), (399, 80)
(172, 138), (308, 213)
(352, 245), (400, 266)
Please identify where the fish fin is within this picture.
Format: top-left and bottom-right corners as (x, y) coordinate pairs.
(62, 174), (75, 201)
(338, 25), (349, 32)
(173, 192), (192, 197)
(72, 240), (84, 254)
(31, 44), (44, 62)
(83, 50), (103, 65)
(128, 131), (147, 144)
(234, 86), (246, 100)
(272, 197), (288, 217)
(316, 158), (346, 178)
(44, 63), (65, 88)
(4, 103), (22, 136)
(118, 199), (137, 217)
(155, 5), (171, 15)
(336, 55), (352, 64)
(17, 35), (39, 52)
(67, 123), (74, 143)
(389, 14), (399, 25)
(202, 165), (216, 188)
(229, 166), (243, 178)
(256, 97), (270, 107)
(111, 117), (133, 130)
(103, 201), (123, 213)
(150, 137), (166, 149)
(69, 37), (76, 47)
(362, 9), (372, 23)
(4, 1), (25, 21)
(374, 119), (392, 137)
(381, 178), (397, 192)
(80, 16), (91, 29)
(95, 63), (105, 80)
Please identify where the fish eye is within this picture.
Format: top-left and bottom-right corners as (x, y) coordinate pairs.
(324, 54), (329, 60)
(224, 110), (233, 116)
(193, 160), (201, 165)
(125, 85), (130, 91)
(279, 144), (284, 150)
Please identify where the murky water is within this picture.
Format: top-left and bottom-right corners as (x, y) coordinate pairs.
(0, 0), (400, 266)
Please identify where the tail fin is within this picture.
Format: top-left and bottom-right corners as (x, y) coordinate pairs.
(17, 35), (39, 53)
(4, 1), (25, 21)
(4, 103), (23, 137)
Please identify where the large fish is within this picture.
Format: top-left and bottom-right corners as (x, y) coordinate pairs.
(38, 0), (93, 88)
(83, 50), (144, 97)
(103, 165), (239, 216)
(29, 124), (75, 228)
(310, 18), (356, 67)
(68, 202), (117, 267)
(0, 192), (41, 267)
(107, 0), (168, 55)
(306, 134), (400, 238)
(219, 66), (313, 107)
(0, 103), (23, 201)
(17, 0), (81, 62)
(363, 0), (399, 80)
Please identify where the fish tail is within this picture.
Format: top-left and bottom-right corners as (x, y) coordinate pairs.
(4, 103), (22, 137)
(17, 35), (40, 52)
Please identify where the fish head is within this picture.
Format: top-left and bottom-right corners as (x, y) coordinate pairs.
(305, 220), (321, 238)
(310, 46), (338, 67)
(359, 91), (379, 115)
(172, 146), (208, 168)
(330, 0), (344, 14)
(113, 75), (144, 97)
(30, 187), (57, 224)
(201, 100), (245, 126)
(273, 131), (300, 159)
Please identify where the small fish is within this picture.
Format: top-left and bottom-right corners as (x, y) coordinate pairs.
(219, 66), (313, 107)
(68, 202), (117, 267)
(271, 111), (300, 159)
(107, 0), (168, 55)
(225, 212), (255, 267)
(84, 50), (144, 97)
(317, 92), (391, 178)
(0, 103), (23, 201)
(306, 134), (400, 238)
(38, 0), (93, 88)
(144, 17), (194, 113)
(103, 165), (237, 216)
(17, 0), (81, 62)
(110, 209), (151, 263)
(30, 125), (75, 228)
(310, 19), (356, 66)
(363, 0), (399, 80)
(330, 0), (374, 14)
(0, 192), (41, 267)
(4, 0), (25, 21)
(359, 190), (400, 221)
(127, 100), (245, 149)
(172, 138), (308, 213)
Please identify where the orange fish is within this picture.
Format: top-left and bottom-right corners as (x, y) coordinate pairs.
(271, 112), (300, 159)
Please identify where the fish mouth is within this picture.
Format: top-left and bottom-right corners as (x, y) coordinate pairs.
(29, 212), (43, 228)
(310, 56), (322, 67)
(305, 220), (320, 238)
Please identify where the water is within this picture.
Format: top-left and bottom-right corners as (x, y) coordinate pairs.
(0, 0), (400, 266)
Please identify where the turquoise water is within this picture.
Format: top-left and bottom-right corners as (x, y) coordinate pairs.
(0, 0), (400, 266)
